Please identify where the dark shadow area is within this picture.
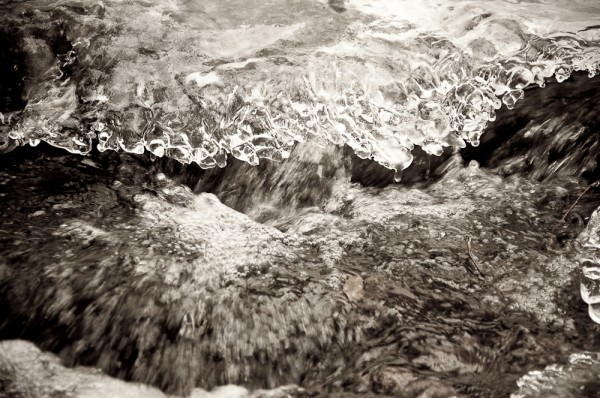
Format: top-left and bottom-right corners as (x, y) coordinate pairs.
(328, 0), (347, 13)
(0, 28), (27, 114)
(347, 146), (454, 188)
(462, 72), (600, 183)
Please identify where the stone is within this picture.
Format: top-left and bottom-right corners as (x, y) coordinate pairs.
(343, 275), (364, 302)
(0, 138), (597, 397)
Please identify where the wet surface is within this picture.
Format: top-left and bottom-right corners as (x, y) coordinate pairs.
(2, 0), (600, 397)
(1, 137), (600, 397)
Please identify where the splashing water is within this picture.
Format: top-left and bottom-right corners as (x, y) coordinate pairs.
(3, 0), (600, 397)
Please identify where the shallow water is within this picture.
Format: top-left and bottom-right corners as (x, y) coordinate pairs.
(1, 136), (600, 397)
(2, 1), (600, 398)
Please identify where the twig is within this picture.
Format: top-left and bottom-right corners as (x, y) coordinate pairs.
(465, 235), (483, 276)
(561, 180), (600, 222)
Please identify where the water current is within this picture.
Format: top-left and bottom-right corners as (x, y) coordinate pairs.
(2, 1), (600, 397)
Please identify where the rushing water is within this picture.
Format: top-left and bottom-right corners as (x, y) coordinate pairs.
(2, 1), (600, 397)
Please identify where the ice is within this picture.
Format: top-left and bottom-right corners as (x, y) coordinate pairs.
(0, 0), (599, 171)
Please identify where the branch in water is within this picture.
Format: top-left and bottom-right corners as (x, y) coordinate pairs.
(561, 180), (600, 222)
(465, 235), (484, 276)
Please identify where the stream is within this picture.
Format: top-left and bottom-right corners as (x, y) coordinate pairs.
(2, 1), (600, 397)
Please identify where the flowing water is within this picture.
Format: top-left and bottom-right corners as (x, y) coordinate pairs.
(2, 1), (600, 397)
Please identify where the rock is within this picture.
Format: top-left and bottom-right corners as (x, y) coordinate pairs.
(0, 340), (303, 398)
(372, 368), (417, 395)
(0, 146), (352, 396)
(0, 142), (598, 397)
(0, 340), (169, 398)
(190, 385), (249, 398)
(343, 275), (364, 302)
(403, 379), (461, 398)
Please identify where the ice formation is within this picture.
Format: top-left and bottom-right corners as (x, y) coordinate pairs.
(1, 0), (599, 172)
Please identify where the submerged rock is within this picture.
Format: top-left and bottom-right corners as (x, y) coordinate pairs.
(0, 340), (302, 398)
(1, 144), (598, 397)
(0, 146), (352, 395)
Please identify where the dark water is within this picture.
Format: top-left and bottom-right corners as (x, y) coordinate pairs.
(2, 1), (600, 397)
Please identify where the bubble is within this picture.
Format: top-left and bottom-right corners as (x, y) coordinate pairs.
(393, 170), (402, 183)
(422, 141), (443, 156)
(555, 66), (572, 83)
(590, 303), (600, 324)
(468, 160), (480, 169)
(502, 89), (524, 110)
(581, 260), (600, 305)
